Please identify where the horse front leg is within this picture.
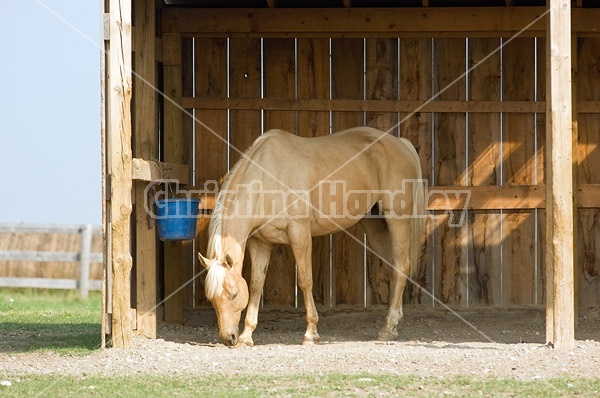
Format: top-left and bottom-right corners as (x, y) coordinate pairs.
(288, 223), (319, 345)
(238, 238), (272, 347)
(378, 219), (411, 341)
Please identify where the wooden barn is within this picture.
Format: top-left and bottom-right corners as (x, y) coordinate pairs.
(101, 0), (600, 349)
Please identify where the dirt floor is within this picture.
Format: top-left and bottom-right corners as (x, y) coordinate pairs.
(2, 306), (600, 380)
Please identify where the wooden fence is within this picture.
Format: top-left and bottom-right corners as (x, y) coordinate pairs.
(0, 224), (103, 298)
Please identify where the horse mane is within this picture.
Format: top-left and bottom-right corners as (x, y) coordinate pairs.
(205, 261), (227, 300)
(206, 132), (276, 259)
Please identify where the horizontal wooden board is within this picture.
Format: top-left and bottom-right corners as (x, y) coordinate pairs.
(430, 185), (543, 210)
(162, 8), (600, 36)
(182, 97), (600, 114)
(187, 185), (600, 212)
(0, 277), (102, 291)
(132, 158), (189, 183)
(0, 224), (101, 234)
(0, 251), (103, 263)
(180, 97), (580, 113)
(432, 185), (600, 209)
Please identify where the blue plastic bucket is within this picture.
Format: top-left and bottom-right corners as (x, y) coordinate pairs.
(155, 198), (201, 241)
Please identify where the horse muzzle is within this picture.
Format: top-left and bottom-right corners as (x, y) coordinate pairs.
(220, 330), (239, 346)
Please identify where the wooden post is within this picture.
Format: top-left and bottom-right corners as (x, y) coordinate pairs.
(101, 6), (108, 349)
(571, 34), (579, 333)
(107, 0), (134, 348)
(546, 0), (575, 350)
(133, 0), (158, 339)
(162, 32), (188, 324)
(79, 224), (92, 299)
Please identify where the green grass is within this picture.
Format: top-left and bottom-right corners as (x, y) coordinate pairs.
(1, 289), (599, 397)
(0, 373), (598, 397)
(0, 289), (101, 354)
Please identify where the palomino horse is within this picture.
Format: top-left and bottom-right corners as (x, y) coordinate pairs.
(198, 127), (424, 346)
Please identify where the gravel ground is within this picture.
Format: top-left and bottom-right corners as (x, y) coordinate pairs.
(1, 306), (599, 380)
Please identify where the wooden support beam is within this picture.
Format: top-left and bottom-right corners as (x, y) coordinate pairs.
(162, 32), (189, 324)
(133, 0), (158, 340)
(107, 0), (134, 349)
(571, 33), (579, 335)
(181, 97), (550, 113)
(100, 6), (108, 349)
(132, 158), (189, 184)
(162, 8), (600, 37)
(183, 97), (600, 114)
(546, 0), (575, 350)
(428, 185), (544, 210)
(190, 185), (600, 213)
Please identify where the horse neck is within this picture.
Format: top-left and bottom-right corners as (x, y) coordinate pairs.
(210, 185), (255, 273)
(210, 133), (273, 271)
(218, 216), (250, 273)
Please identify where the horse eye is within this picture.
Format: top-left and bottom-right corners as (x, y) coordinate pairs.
(227, 281), (239, 300)
(229, 290), (238, 300)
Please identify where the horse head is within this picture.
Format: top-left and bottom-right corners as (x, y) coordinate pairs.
(198, 252), (249, 346)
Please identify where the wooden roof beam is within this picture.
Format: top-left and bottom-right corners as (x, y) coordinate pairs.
(162, 7), (600, 36)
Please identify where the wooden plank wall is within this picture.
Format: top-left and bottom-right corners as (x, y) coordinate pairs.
(364, 38), (398, 306)
(164, 33), (600, 311)
(501, 37), (539, 306)
(262, 39), (297, 306)
(133, 0), (158, 337)
(296, 38), (331, 307)
(577, 37), (600, 308)
(399, 39), (433, 306)
(468, 38), (502, 306)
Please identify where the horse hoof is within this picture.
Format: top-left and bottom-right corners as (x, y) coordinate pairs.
(377, 328), (398, 341)
(302, 335), (320, 345)
(236, 337), (254, 347)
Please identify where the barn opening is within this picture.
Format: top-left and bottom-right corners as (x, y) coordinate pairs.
(102, 0), (600, 348)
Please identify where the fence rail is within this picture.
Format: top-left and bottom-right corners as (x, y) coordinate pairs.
(0, 224), (103, 297)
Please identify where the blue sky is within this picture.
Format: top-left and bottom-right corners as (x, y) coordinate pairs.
(0, 1), (101, 225)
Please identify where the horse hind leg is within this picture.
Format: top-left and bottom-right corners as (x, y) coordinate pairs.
(288, 223), (320, 345)
(238, 238), (273, 347)
(378, 218), (411, 341)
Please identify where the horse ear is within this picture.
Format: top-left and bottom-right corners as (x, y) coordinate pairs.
(225, 254), (234, 269)
(198, 253), (211, 269)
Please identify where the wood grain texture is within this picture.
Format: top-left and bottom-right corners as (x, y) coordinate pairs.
(331, 38), (365, 306)
(576, 37), (600, 308)
(262, 38), (297, 307)
(433, 38), (468, 306)
(297, 38), (331, 307)
(162, 32), (188, 324)
(365, 38), (399, 305)
(546, 0), (576, 349)
(193, 37), (229, 307)
(468, 37), (502, 306)
(133, 0), (158, 339)
(228, 38), (263, 305)
(161, 8), (574, 36)
(501, 37), (538, 306)
(399, 38), (433, 306)
(108, 0), (133, 348)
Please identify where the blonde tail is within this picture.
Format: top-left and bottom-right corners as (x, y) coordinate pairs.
(409, 177), (424, 281)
